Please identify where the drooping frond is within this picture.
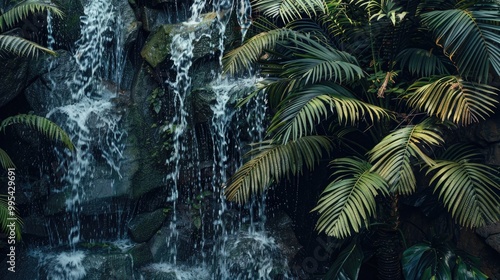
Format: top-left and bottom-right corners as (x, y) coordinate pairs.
(421, 3), (500, 82)
(0, 34), (56, 57)
(0, 0), (63, 31)
(369, 119), (444, 195)
(426, 144), (500, 228)
(313, 157), (389, 238)
(283, 39), (364, 85)
(404, 76), (498, 126)
(0, 195), (22, 240)
(224, 136), (332, 203)
(0, 114), (74, 150)
(269, 83), (389, 142)
(252, 0), (326, 23)
(325, 239), (364, 279)
(222, 28), (297, 75)
(0, 148), (15, 169)
(396, 48), (450, 77)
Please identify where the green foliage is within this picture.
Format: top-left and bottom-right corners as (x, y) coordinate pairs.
(223, 0), (500, 276)
(420, 1), (500, 83)
(313, 158), (389, 238)
(0, 195), (22, 240)
(0, 0), (63, 57)
(368, 120), (444, 195)
(0, 114), (74, 152)
(252, 0), (326, 23)
(402, 238), (489, 280)
(225, 136), (332, 203)
(324, 239), (364, 279)
(405, 76), (498, 126)
(426, 144), (500, 228)
(0, 147), (14, 170)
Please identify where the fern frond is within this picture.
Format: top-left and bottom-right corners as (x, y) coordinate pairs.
(252, 0), (326, 23)
(0, 148), (15, 169)
(404, 76), (498, 126)
(269, 83), (389, 142)
(427, 144), (500, 228)
(369, 119), (444, 195)
(0, 0), (63, 31)
(224, 136), (332, 203)
(0, 114), (74, 150)
(0, 34), (56, 57)
(313, 157), (389, 238)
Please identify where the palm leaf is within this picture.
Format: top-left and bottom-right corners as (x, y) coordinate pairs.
(396, 48), (451, 77)
(283, 39), (365, 85)
(324, 239), (364, 279)
(313, 157), (389, 238)
(0, 114), (74, 150)
(0, 34), (56, 57)
(269, 83), (389, 142)
(224, 136), (332, 203)
(426, 144), (500, 228)
(0, 147), (15, 169)
(222, 28), (297, 76)
(404, 76), (498, 126)
(0, 0), (63, 31)
(0, 195), (22, 240)
(368, 119), (444, 195)
(252, 0), (326, 23)
(421, 3), (500, 82)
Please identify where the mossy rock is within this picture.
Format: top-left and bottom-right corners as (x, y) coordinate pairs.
(128, 209), (167, 242)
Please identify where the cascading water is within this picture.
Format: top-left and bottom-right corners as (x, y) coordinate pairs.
(47, 0), (126, 248)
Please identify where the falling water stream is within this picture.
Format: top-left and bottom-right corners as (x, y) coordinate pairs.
(19, 0), (293, 278)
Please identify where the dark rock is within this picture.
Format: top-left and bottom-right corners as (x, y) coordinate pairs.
(44, 191), (68, 216)
(128, 208), (167, 242)
(22, 214), (49, 238)
(128, 242), (153, 267)
(0, 56), (30, 108)
(266, 211), (302, 263)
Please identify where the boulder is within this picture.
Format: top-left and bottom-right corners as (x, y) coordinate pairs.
(0, 56), (30, 108)
(140, 11), (236, 67)
(128, 242), (154, 267)
(128, 208), (167, 242)
(477, 222), (500, 254)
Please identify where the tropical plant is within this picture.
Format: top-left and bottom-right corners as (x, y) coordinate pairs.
(0, 114), (74, 239)
(0, 0), (63, 57)
(223, 0), (500, 278)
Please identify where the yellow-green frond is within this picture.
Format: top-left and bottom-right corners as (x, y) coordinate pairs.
(0, 0), (63, 31)
(222, 28), (297, 76)
(426, 144), (500, 228)
(313, 157), (389, 238)
(0, 195), (22, 240)
(224, 135), (332, 203)
(0, 35), (56, 57)
(405, 76), (498, 126)
(0, 114), (74, 150)
(269, 83), (389, 142)
(252, 0), (326, 23)
(0, 148), (15, 169)
(369, 119), (444, 195)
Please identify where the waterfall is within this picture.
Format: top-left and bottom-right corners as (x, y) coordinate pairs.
(46, 0), (126, 248)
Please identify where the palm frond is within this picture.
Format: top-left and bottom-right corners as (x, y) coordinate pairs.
(269, 83), (389, 142)
(426, 144), (500, 228)
(0, 147), (15, 169)
(0, 0), (63, 31)
(0, 34), (56, 57)
(283, 39), (364, 85)
(224, 136), (332, 203)
(0, 114), (74, 150)
(404, 76), (498, 126)
(368, 119), (444, 195)
(252, 0), (326, 23)
(222, 28), (297, 76)
(396, 48), (451, 77)
(0, 195), (22, 240)
(421, 3), (500, 82)
(313, 157), (389, 238)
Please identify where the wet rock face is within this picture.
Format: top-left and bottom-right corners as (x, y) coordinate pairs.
(477, 222), (500, 254)
(0, 57), (30, 108)
(128, 208), (168, 242)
